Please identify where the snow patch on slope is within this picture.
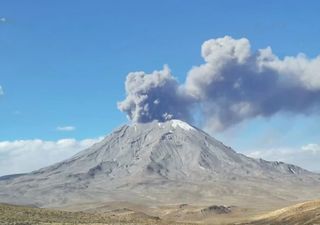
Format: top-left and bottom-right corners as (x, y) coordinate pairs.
(171, 120), (195, 131)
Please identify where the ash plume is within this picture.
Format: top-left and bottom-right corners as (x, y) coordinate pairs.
(117, 65), (193, 123)
(118, 36), (320, 131)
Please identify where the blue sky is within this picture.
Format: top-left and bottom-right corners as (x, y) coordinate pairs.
(1, 1), (320, 174)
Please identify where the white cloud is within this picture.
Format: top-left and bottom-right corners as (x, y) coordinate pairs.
(56, 126), (76, 131)
(0, 17), (6, 23)
(247, 144), (320, 172)
(0, 86), (4, 95)
(0, 137), (103, 176)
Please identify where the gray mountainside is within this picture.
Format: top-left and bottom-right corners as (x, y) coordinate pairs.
(0, 120), (320, 208)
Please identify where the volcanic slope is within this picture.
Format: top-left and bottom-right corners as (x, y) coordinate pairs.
(0, 120), (319, 209)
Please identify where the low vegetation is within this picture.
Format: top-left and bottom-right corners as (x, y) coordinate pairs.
(239, 200), (320, 225)
(0, 203), (195, 225)
(1, 200), (320, 225)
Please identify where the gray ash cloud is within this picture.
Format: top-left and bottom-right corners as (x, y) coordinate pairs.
(118, 36), (320, 131)
(117, 65), (193, 123)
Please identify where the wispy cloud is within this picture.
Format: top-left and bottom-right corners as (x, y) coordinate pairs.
(0, 137), (103, 176)
(56, 126), (76, 131)
(247, 144), (320, 172)
(0, 17), (6, 23)
(0, 86), (4, 95)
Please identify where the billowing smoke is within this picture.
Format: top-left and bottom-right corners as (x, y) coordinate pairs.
(118, 36), (320, 131)
(117, 65), (193, 123)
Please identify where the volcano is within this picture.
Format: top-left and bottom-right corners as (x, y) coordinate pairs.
(0, 120), (319, 209)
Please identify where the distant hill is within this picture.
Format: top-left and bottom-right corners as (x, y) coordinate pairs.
(239, 199), (320, 225)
